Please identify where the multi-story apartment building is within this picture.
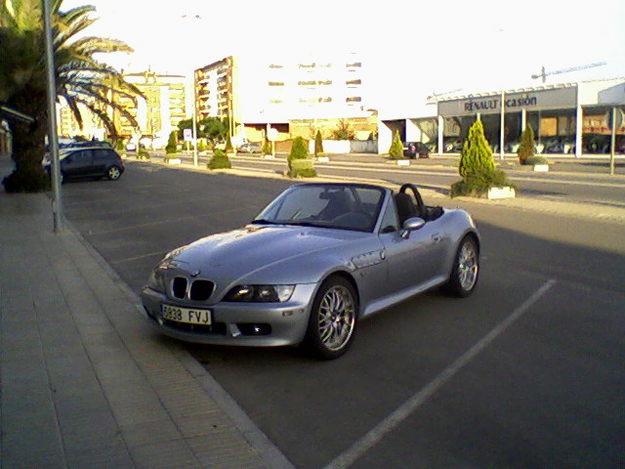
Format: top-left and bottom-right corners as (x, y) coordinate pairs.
(115, 71), (186, 146)
(195, 57), (234, 122)
(57, 100), (107, 140)
(194, 53), (376, 141)
(56, 71), (187, 147)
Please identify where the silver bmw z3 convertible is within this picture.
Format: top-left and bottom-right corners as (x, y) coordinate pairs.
(141, 182), (480, 359)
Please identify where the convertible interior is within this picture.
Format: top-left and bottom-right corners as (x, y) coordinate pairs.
(394, 183), (444, 225)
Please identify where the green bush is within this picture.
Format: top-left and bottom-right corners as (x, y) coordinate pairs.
(388, 130), (404, 159)
(262, 138), (272, 155)
(208, 149), (232, 169)
(165, 131), (178, 154)
(451, 119), (512, 197)
(289, 159), (317, 178)
(289, 136), (309, 161)
(314, 130), (324, 156)
(225, 133), (234, 153)
(517, 125), (535, 165)
(114, 139), (125, 152)
(197, 140), (206, 152)
(524, 155), (548, 166)
(137, 148), (150, 160)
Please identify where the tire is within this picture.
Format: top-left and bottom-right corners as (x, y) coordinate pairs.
(107, 165), (122, 181)
(304, 276), (358, 360)
(444, 235), (479, 297)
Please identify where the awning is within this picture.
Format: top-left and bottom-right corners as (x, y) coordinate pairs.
(0, 104), (35, 124)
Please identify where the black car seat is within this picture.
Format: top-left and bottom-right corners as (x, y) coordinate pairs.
(394, 192), (419, 225)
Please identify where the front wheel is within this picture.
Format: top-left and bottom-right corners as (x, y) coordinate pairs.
(304, 277), (358, 360)
(107, 165), (122, 181)
(444, 235), (479, 297)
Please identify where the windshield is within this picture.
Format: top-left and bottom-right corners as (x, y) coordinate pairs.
(254, 184), (385, 232)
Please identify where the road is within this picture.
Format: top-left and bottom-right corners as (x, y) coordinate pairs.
(158, 151), (625, 209)
(63, 161), (625, 468)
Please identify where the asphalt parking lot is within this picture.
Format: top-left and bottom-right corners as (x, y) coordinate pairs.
(63, 161), (625, 467)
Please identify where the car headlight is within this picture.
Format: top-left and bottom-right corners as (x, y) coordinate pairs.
(223, 285), (295, 303)
(147, 269), (166, 293)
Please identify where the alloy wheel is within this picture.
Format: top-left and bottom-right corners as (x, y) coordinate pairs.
(458, 241), (478, 291)
(317, 285), (356, 351)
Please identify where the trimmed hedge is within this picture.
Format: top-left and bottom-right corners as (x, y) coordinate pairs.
(137, 148), (151, 160)
(388, 130), (404, 159)
(517, 125), (535, 165)
(289, 159), (317, 178)
(208, 149), (232, 169)
(314, 130), (324, 156)
(524, 155), (548, 166)
(451, 120), (512, 197)
(165, 131), (178, 154)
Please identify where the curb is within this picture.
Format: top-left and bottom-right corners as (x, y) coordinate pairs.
(64, 217), (295, 469)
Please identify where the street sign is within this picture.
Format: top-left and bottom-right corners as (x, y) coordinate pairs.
(267, 128), (279, 141)
(607, 108), (624, 130)
(183, 128), (193, 142)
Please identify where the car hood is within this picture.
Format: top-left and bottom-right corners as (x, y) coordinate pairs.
(163, 225), (368, 289)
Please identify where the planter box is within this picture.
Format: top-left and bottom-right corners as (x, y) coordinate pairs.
(396, 159), (411, 167)
(263, 154), (275, 160)
(533, 164), (549, 172)
(165, 158), (181, 165)
(487, 186), (516, 200)
(316, 156), (330, 163)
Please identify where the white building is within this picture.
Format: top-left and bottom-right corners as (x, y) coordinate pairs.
(378, 78), (625, 157)
(194, 52), (375, 141)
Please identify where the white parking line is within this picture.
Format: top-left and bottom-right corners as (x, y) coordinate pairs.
(325, 279), (557, 469)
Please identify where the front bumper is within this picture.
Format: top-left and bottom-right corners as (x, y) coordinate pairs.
(140, 283), (317, 347)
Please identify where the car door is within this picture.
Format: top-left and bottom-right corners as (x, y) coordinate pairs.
(62, 150), (92, 177)
(92, 149), (110, 174)
(378, 196), (444, 294)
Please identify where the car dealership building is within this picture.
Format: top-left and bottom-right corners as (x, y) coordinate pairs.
(378, 78), (625, 157)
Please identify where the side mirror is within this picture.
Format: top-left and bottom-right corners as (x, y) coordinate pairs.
(400, 217), (425, 239)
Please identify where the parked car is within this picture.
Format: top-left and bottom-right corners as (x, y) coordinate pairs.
(403, 142), (430, 159)
(42, 146), (124, 183)
(238, 142), (262, 154)
(141, 182), (480, 359)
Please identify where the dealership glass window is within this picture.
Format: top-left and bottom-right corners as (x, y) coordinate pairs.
(504, 112), (522, 153)
(415, 118), (438, 153)
(526, 109), (576, 154)
(443, 116), (476, 153)
(480, 114), (501, 152)
(581, 106), (625, 154)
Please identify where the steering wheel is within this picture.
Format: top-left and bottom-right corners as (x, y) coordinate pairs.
(399, 183), (426, 218)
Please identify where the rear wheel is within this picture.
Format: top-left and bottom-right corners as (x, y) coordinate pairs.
(107, 165), (121, 181)
(444, 236), (479, 297)
(304, 276), (358, 360)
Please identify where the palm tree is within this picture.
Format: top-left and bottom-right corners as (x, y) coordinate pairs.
(0, 0), (141, 192)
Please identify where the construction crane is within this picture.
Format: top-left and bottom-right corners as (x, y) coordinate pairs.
(531, 62), (607, 83)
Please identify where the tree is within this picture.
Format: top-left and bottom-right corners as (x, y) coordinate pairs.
(331, 119), (354, 140)
(176, 118), (194, 140)
(207, 148), (231, 169)
(288, 136), (316, 177)
(165, 131), (178, 155)
(1, 0), (140, 192)
(198, 117), (227, 149)
(314, 130), (324, 156)
(451, 119), (511, 197)
(388, 130), (404, 159)
(262, 138), (272, 156)
(517, 125), (535, 165)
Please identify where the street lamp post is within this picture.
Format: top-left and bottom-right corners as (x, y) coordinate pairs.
(192, 73), (198, 166)
(43, 0), (63, 232)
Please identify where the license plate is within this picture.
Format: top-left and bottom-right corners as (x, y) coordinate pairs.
(161, 304), (212, 325)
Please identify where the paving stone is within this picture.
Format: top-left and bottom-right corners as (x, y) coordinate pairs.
(130, 439), (199, 468)
(120, 417), (183, 448)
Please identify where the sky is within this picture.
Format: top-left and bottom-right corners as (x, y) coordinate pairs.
(64, 0), (625, 117)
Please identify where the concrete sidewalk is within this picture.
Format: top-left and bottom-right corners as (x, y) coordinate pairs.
(0, 190), (291, 468)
